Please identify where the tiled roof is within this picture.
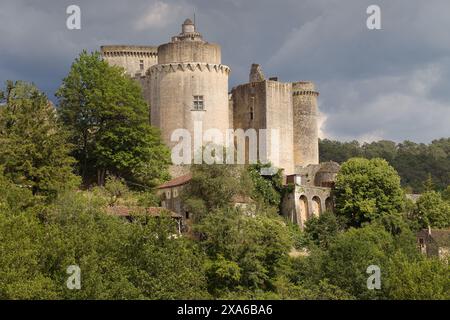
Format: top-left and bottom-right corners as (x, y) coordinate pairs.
(430, 229), (450, 246)
(156, 173), (192, 189)
(417, 228), (450, 247)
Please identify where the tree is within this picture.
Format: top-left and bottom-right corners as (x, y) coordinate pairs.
(319, 224), (395, 299)
(195, 207), (292, 297)
(0, 81), (78, 198)
(247, 163), (284, 208)
(334, 158), (405, 227)
(304, 211), (344, 249)
(319, 139), (363, 164)
(56, 51), (170, 187)
(182, 164), (249, 221)
(413, 191), (450, 228)
(319, 138), (450, 192)
(385, 253), (449, 300)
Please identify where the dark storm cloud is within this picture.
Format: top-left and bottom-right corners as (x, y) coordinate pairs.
(1, 0), (449, 142)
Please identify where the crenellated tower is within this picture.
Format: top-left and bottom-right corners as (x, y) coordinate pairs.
(148, 19), (231, 151)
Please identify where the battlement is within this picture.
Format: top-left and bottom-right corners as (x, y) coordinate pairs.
(293, 90), (319, 97)
(147, 63), (230, 75)
(100, 45), (158, 58)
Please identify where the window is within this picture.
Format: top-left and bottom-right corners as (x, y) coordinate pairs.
(139, 60), (144, 71)
(193, 95), (204, 110)
(250, 96), (255, 120)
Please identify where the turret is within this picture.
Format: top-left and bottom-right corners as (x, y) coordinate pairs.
(292, 81), (319, 167)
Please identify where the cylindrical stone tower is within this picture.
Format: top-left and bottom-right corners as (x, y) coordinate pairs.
(292, 81), (319, 167)
(149, 19), (230, 152)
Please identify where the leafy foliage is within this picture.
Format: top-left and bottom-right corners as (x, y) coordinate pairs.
(320, 138), (450, 192)
(334, 158), (405, 227)
(56, 51), (170, 187)
(413, 191), (450, 228)
(0, 81), (78, 198)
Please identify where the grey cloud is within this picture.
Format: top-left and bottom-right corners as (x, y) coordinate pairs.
(0, 0), (449, 143)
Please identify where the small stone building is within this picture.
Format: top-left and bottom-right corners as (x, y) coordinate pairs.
(417, 228), (450, 260)
(281, 161), (339, 229)
(156, 173), (192, 222)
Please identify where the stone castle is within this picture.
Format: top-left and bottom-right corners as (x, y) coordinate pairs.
(101, 18), (319, 175)
(101, 19), (336, 228)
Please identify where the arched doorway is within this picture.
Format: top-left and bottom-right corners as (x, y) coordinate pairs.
(299, 195), (308, 227)
(312, 196), (321, 217)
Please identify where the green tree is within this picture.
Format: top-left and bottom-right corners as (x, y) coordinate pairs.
(385, 253), (449, 299)
(319, 139), (363, 163)
(319, 224), (395, 299)
(247, 163), (283, 208)
(334, 158), (405, 227)
(182, 164), (249, 221)
(195, 207), (292, 297)
(56, 51), (170, 187)
(413, 191), (450, 228)
(319, 138), (450, 193)
(304, 211), (344, 249)
(362, 140), (397, 164)
(0, 81), (78, 198)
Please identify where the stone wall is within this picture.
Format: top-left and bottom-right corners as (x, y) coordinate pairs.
(281, 185), (333, 229)
(158, 41), (221, 64)
(231, 79), (294, 174)
(292, 81), (319, 167)
(265, 80), (294, 174)
(149, 63), (230, 152)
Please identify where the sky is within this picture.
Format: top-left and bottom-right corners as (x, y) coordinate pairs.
(1, 0), (449, 143)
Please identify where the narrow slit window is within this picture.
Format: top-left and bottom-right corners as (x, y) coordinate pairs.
(193, 95), (204, 110)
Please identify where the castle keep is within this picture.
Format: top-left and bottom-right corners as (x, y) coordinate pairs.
(101, 18), (319, 175)
(101, 19), (334, 228)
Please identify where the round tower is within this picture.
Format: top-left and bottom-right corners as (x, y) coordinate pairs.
(149, 19), (230, 152)
(292, 81), (319, 167)
(100, 45), (158, 77)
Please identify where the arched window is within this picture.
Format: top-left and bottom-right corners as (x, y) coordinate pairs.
(312, 196), (321, 217)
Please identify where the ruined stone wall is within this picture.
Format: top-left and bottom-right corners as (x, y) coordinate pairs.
(292, 81), (319, 167)
(265, 80), (294, 174)
(231, 81), (266, 164)
(281, 185), (332, 229)
(231, 80), (294, 174)
(232, 81), (266, 133)
(100, 45), (158, 77)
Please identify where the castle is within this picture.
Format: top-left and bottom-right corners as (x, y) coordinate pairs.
(101, 19), (336, 228)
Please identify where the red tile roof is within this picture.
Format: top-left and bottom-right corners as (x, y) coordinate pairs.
(156, 173), (192, 189)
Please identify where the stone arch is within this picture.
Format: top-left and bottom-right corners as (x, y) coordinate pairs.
(325, 197), (333, 212)
(311, 196), (321, 217)
(299, 195), (308, 227)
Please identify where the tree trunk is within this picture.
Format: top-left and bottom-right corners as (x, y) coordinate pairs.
(97, 168), (106, 186)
